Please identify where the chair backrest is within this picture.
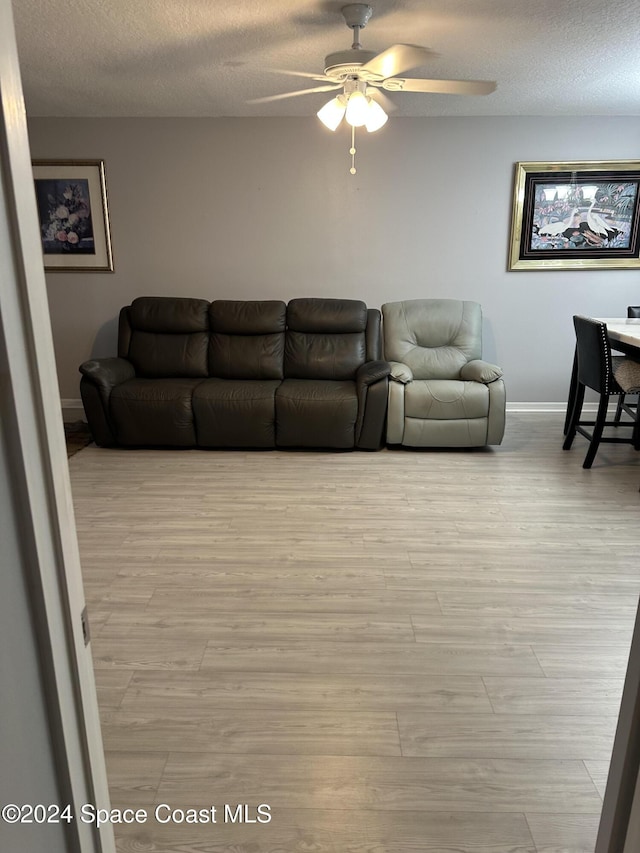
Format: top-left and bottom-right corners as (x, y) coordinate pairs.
(628, 306), (640, 318)
(573, 315), (615, 394)
(119, 296), (210, 377)
(284, 298), (369, 380)
(209, 300), (286, 379)
(382, 299), (482, 380)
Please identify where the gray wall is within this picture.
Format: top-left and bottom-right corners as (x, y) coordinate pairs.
(27, 116), (640, 402)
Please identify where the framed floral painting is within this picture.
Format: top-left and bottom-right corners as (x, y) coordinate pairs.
(32, 159), (114, 271)
(508, 160), (640, 270)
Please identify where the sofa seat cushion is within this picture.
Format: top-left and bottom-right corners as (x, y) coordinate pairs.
(193, 379), (279, 447)
(275, 379), (358, 448)
(110, 378), (202, 446)
(404, 379), (489, 420)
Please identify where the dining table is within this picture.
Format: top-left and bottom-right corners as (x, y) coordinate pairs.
(595, 317), (640, 359)
(563, 317), (640, 435)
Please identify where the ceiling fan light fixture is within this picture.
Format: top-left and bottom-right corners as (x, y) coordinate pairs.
(345, 89), (369, 127)
(317, 94), (347, 130)
(364, 97), (388, 132)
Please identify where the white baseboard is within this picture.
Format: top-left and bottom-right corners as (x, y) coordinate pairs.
(61, 399), (85, 422)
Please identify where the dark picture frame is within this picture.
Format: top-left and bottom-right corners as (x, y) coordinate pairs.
(32, 159), (114, 272)
(508, 160), (640, 271)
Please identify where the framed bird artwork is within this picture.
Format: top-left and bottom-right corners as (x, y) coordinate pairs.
(508, 160), (640, 270)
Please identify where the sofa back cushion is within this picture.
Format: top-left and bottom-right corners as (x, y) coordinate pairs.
(124, 297), (210, 378)
(285, 298), (368, 380)
(382, 299), (482, 380)
(209, 300), (286, 379)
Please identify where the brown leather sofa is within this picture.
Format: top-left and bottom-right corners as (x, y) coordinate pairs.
(79, 296), (390, 450)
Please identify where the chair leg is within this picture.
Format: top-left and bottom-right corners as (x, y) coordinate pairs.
(613, 395), (625, 425)
(582, 394), (609, 469)
(563, 383), (585, 450)
(632, 405), (640, 451)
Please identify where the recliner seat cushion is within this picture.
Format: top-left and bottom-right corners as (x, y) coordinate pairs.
(110, 378), (202, 446)
(193, 379), (279, 447)
(276, 379), (358, 448)
(404, 379), (489, 420)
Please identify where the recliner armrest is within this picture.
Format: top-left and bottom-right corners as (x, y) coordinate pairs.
(79, 357), (136, 394)
(356, 360), (391, 387)
(388, 361), (413, 384)
(460, 359), (503, 384)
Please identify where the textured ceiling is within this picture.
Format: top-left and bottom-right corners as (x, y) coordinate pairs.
(12, 0), (640, 118)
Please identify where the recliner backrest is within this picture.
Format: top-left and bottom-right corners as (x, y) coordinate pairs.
(120, 297), (210, 377)
(209, 300), (286, 379)
(285, 298), (368, 380)
(382, 299), (482, 379)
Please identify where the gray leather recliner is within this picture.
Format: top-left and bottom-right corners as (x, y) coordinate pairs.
(382, 299), (506, 447)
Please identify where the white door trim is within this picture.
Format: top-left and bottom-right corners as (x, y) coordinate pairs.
(0, 1), (114, 850)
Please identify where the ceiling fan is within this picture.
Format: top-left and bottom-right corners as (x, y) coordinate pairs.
(250, 3), (496, 120)
(249, 4), (496, 173)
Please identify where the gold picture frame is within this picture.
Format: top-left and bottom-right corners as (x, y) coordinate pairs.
(508, 160), (640, 271)
(32, 159), (114, 272)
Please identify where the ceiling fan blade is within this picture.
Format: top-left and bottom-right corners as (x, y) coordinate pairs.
(383, 77), (497, 96)
(366, 87), (396, 113)
(247, 84), (342, 104)
(268, 68), (332, 83)
(361, 44), (436, 79)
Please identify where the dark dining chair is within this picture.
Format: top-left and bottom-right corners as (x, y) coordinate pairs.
(563, 315), (640, 469)
(614, 306), (640, 424)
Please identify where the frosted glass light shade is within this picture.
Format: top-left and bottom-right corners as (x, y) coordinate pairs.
(365, 98), (388, 132)
(345, 90), (369, 127)
(317, 96), (346, 131)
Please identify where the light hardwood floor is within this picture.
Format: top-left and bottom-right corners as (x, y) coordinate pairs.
(69, 413), (640, 853)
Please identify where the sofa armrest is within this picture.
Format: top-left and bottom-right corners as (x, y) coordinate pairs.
(79, 358), (135, 447)
(79, 357), (135, 393)
(356, 359), (391, 388)
(355, 361), (390, 450)
(460, 359), (503, 384)
(388, 361), (413, 384)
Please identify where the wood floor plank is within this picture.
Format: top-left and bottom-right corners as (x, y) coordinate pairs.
(525, 812), (601, 853)
(437, 590), (638, 619)
(113, 808), (535, 852)
(157, 753), (604, 813)
(144, 587), (441, 616)
(103, 750), (168, 807)
(483, 677), (625, 716)
(397, 712), (616, 760)
(411, 615), (634, 647)
(199, 640), (545, 676)
(533, 644), (632, 678)
(94, 669), (133, 710)
(91, 638), (206, 671)
(386, 567), (640, 596)
(119, 670), (494, 713)
(584, 760), (610, 798)
(102, 708), (401, 756)
(98, 611), (416, 643)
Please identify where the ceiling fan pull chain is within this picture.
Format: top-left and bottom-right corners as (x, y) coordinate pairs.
(350, 124), (357, 174)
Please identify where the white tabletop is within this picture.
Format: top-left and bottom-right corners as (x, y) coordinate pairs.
(596, 318), (640, 349)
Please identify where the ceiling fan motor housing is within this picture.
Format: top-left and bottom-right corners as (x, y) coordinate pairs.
(324, 49), (381, 81)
